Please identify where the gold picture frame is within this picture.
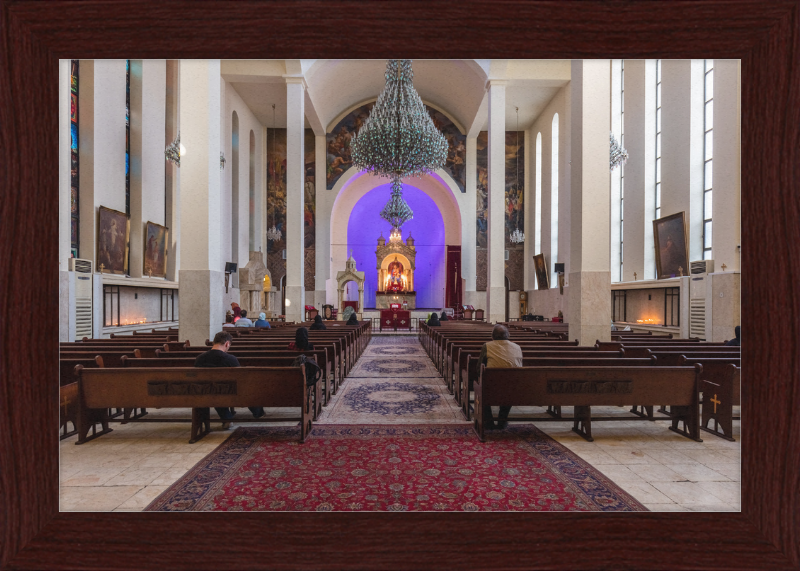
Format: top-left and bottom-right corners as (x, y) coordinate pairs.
(533, 253), (549, 290)
(653, 211), (690, 279)
(97, 206), (130, 275)
(143, 221), (169, 278)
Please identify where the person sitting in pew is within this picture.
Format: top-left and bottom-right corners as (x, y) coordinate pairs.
(725, 325), (741, 347)
(310, 315), (327, 330)
(235, 309), (254, 327)
(480, 324), (523, 430)
(253, 312), (271, 329)
(426, 313), (441, 327)
(346, 312), (359, 326)
(289, 327), (315, 351)
(194, 331), (265, 428)
(440, 311), (449, 322)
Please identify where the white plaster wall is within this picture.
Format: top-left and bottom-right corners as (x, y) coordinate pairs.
(710, 272), (740, 342)
(527, 286), (569, 321)
(93, 60), (128, 221)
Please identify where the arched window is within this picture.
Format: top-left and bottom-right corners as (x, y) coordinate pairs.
(249, 130), (255, 252)
(231, 111), (239, 262)
(534, 131), (542, 289)
(551, 113), (559, 286)
(703, 60), (714, 260)
(125, 60), (130, 216)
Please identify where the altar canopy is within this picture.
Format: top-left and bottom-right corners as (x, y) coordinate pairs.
(336, 252), (365, 318)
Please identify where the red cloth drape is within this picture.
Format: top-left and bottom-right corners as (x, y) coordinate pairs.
(445, 246), (462, 309)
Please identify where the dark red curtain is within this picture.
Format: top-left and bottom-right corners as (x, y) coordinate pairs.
(445, 246), (462, 309)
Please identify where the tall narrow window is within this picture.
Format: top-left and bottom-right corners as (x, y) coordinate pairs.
(534, 131), (542, 289)
(551, 113), (559, 286)
(655, 59), (662, 222)
(70, 60), (79, 257)
(125, 59), (130, 216)
(619, 60), (625, 281)
(703, 60), (714, 260)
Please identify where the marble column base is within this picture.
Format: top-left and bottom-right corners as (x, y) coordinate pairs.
(487, 285), (506, 324)
(283, 284), (305, 323)
(567, 271), (612, 346)
(178, 269), (225, 346)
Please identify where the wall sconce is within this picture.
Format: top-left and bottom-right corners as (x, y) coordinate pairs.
(165, 132), (184, 166)
(220, 152), (226, 170)
(224, 262), (237, 293)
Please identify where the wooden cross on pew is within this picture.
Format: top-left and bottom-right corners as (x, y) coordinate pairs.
(710, 394), (721, 414)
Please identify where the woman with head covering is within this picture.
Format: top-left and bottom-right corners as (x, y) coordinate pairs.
(341, 305), (355, 323)
(725, 325), (741, 346)
(231, 302), (241, 323)
(290, 327), (314, 351)
(254, 312), (271, 329)
(310, 314), (327, 330)
(440, 311), (449, 322)
(427, 312), (441, 327)
(346, 312), (359, 326)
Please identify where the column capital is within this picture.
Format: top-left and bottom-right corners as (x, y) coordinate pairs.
(283, 75), (308, 89)
(485, 79), (509, 90)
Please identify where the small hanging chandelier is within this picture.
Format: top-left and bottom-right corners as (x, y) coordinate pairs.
(266, 103), (282, 243)
(510, 107), (525, 245)
(380, 176), (414, 232)
(610, 131), (628, 172)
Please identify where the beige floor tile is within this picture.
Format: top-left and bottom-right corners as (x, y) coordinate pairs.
(573, 450), (620, 465)
(696, 481), (741, 505)
(104, 467), (169, 486)
(650, 481), (720, 504)
(644, 502), (690, 511)
(620, 482), (673, 504)
(685, 503), (740, 512)
(674, 449), (735, 465)
(62, 467), (127, 487)
(117, 485), (170, 510)
(60, 485), (141, 511)
(595, 465), (645, 483)
(149, 467), (191, 486)
(668, 463), (730, 482)
(626, 463), (684, 482)
(641, 448), (696, 465)
(706, 462), (741, 481)
(603, 448), (652, 465)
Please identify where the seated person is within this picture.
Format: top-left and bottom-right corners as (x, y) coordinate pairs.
(310, 314), (327, 330)
(194, 331), (265, 428)
(346, 312), (359, 326)
(235, 309), (253, 327)
(725, 325), (741, 346)
(439, 311), (449, 322)
(253, 312), (270, 329)
(426, 313), (441, 327)
(341, 306), (355, 323)
(480, 325), (523, 430)
(231, 302), (241, 323)
(289, 327), (314, 351)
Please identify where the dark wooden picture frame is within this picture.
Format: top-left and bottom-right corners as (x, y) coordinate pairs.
(2, 2), (798, 570)
(533, 252), (549, 290)
(97, 205), (130, 275)
(143, 220), (169, 278)
(653, 211), (690, 279)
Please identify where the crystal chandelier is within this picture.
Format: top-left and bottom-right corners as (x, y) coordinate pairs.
(610, 131), (628, 172)
(380, 176), (414, 230)
(266, 103), (282, 244)
(510, 107), (525, 244)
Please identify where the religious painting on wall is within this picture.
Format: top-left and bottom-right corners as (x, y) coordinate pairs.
(70, 59), (79, 253)
(97, 206), (130, 275)
(533, 253), (549, 290)
(653, 212), (690, 279)
(303, 128), (316, 249)
(475, 131), (525, 249)
(326, 102), (466, 192)
(143, 221), (169, 278)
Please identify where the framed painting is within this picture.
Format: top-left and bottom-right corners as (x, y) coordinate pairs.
(653, 211), (689, 279)
(143, 221), (169, 278)
(96, 206), (129, 275)
(533, 253), (549, 290)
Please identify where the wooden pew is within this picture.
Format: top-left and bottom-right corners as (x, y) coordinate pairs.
(75, 365), (312, 444)
(474, 365), (702, 442)
(60, 358), (103, 440)
(681, 358), (741, 441)
(122, 356), (324, 421)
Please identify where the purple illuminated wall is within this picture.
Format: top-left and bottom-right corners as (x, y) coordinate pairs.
(346, 184), (446, 309)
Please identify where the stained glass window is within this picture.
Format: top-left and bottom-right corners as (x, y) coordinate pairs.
(125, 59), (130, 216)
(70, 60), (79, 256)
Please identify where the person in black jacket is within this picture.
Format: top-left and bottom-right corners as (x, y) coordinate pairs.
(310, 315), (327, 330)
(346, 313), (359, 325)
(725, 325), (741, 346)
(426, 313), (441, 327)
(291, 327), (315, 350)
(194, 331), (265, 428)
(440, 311), (449, 321)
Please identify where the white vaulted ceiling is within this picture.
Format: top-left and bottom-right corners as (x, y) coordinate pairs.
(222, 59), (571, 133)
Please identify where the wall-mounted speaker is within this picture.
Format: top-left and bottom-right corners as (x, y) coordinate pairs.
(225, 262), (238, 273)
(554, 263), (565, 274)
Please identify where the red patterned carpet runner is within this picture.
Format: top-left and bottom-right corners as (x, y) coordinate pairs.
(146, 425), (646, 512)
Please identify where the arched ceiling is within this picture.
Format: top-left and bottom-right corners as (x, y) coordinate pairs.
(221, 59), (571, 134)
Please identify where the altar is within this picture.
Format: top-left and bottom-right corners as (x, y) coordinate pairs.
(379, 308), (411, 331)
(374, 230), (417, 309)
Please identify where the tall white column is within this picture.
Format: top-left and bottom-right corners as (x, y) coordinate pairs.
(486, 80), (507, 323)
(621, 60), (657, 282)
(661, 60), (704, 264)
(314, 134), (329, 308)
(523, 129), (532, 291)
(463, 136), (478, 294)
(568, 60), (612, 345)
(284, 78), (306, 322)
(178, 60), (223, 345)
(165, 60), (180, 282)
(712, 60), (741, 271)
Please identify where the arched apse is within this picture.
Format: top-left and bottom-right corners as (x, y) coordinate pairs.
(231, 111), (239, 263)
(327, 167), (467, 308)
(347, 184), (446, 308)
